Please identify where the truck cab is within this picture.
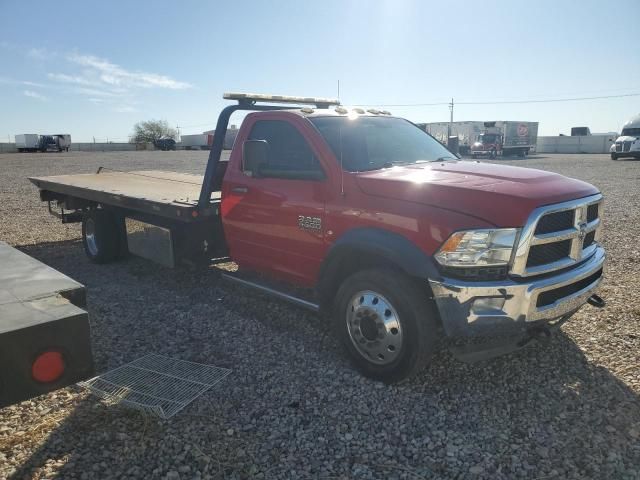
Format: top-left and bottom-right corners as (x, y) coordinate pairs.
(471, 132), (503, 158)
(610, 114), (640, 160)
(30, 93), (606, 383)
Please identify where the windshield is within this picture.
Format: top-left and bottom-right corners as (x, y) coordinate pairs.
(309, 116), (456, 172)
(621, 127), (640, 137)
(478, 134), (497, 144)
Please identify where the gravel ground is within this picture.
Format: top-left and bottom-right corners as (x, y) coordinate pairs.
(0, 151), (638, 480)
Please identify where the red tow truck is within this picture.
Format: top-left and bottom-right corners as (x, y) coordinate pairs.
(29, 93), (605, 382)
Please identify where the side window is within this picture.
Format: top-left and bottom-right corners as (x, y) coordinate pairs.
(246, 120), (325, 180)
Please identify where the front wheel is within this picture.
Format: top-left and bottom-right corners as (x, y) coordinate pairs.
(490, 149), (497, 159)
(611, 153), (618, 160)
(333, 268), (440, 383)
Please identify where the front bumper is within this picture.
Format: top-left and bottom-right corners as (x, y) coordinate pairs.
(429, 246), (605, 337)
(613, 151), (640, 158)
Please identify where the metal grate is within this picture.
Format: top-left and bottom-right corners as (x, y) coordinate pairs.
(536, 269), (603, 308)
(535, 210), (574, 234)
(79, 354), (231, 419)
(583, 231), (596, 248)
(526, 240), (572, 268)
(587, 204), (599, 223)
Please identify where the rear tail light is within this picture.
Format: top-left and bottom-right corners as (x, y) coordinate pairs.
(32, 351), (65, 383)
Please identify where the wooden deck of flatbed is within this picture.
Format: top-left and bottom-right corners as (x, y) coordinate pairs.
(29, 170), (221, 221)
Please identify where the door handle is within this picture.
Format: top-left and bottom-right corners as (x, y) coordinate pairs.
(231, 186), (249, 194)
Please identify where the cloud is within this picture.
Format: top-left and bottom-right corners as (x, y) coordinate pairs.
(27, 47), (49, 60)
(24, 90), (47, 101)
(113, 105), (137, 113)
(0, 76), (48, 88)
(47, 72), (97, 86)
(67, 53), (191, 90)
(74, 87), (122, 98)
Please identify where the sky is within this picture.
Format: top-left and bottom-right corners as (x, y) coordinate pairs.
(1, 0), (639, 142)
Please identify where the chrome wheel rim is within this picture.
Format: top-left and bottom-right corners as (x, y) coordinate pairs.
(85, 218), (98, 256)
(346, 290), (403, 365)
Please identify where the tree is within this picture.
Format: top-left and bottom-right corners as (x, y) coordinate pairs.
(130, 119), (177, 143)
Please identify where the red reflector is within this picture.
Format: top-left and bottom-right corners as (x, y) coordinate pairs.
(32, 351), (65, 383)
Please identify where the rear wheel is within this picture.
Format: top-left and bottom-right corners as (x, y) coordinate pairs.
(333, 268), (439, 383)
(82, 209), (125, 263)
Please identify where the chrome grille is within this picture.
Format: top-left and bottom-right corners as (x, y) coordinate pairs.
(511, 194), (603, 277)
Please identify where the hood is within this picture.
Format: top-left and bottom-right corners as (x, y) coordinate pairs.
(615, 136), (639, 142)
(354, 161), (599, 227)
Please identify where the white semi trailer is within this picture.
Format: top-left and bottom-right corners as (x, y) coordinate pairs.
(15, 134), (40, 152)
(180, 133), (213, 150)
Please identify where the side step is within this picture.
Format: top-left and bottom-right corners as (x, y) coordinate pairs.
(220, 272), (319, 313)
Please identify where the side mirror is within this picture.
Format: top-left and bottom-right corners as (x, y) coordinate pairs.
(242, 140), (268, 177)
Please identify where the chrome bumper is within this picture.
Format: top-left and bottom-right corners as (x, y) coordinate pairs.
(429, 247), (605, 337)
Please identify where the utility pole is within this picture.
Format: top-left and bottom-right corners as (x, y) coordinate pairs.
(176, 124), (181, 141)
(448, 97), (454, 137)
(337, 80), (340, 99)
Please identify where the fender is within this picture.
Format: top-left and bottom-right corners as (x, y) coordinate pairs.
(317, 227), (442, 306)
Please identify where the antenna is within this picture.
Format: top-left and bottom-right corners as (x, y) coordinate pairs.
(339, 121), (344, 196)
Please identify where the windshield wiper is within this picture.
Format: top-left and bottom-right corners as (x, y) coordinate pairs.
(434, 156), (457, 162)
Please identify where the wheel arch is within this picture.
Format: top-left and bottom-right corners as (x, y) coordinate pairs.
(316, 227), (441, 311)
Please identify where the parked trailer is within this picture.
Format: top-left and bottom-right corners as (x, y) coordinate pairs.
(180, 134), (213, 150)
(421, 122), (486, 155)
(29, 93), (605, 383)
(15, 134), (40, 152)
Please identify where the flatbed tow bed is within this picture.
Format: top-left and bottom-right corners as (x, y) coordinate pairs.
(29, 169), (221, 222)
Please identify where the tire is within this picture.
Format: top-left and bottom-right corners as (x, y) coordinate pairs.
(490, 149), (497, 159)
(611, 153), (618, 160)
(333, 268), (439, 383)
(81, 209), (124, 263)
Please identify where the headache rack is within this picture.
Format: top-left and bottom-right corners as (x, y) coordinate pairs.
(197, 93), (341, 209)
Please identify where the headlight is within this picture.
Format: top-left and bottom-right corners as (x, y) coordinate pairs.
(435, 228), (518, 267)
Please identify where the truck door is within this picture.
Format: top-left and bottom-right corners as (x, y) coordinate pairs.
(222, 117), (328, 286)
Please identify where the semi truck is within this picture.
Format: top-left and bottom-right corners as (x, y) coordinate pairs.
(29, 93), (605, 383)
(470, 121), (538, 158)
(423, 121), (538, 158)
(15, 134), (71, 152)
(610, 114), (640, 160)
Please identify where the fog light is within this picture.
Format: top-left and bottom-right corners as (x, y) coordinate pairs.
(472, 297), (506, 312)
(32, 351), (65, 383)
